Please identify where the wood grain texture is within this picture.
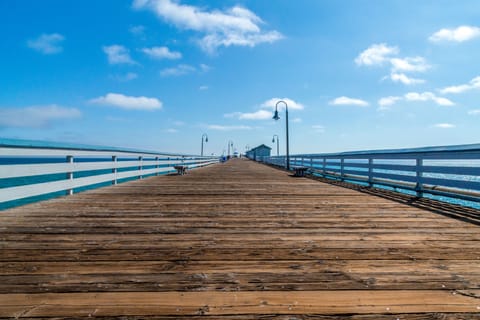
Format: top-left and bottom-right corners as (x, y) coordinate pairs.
(0, 158), (479, 318)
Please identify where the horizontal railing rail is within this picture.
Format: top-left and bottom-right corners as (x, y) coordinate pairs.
(0, 140), (219, 204)
(255, 143), (480, 203)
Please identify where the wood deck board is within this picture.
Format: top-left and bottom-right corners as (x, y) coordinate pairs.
(0, 158), (480, 318)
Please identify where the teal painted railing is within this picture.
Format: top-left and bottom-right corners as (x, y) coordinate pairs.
(0, 139), (218, 206)
(254, 143), (480, 204)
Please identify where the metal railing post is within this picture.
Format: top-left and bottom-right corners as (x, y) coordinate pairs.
(112, 156), (118, 185)
(340, 158), (345, 181)
(322, 158), (326, 177)
(155, 157), (159, 176)
(66, 155), (74, 195)
(415, 158), (423, 197)
(368, 158), (373, 187)
(138, 156), (143, 179)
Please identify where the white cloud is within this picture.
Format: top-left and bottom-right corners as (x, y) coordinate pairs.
(27, 33), (64, 54)
(142, 46), (182, 59)
(199, 64), (211, 72)
(439, 76), (480, 94)
(429, 25), (480, 43)
(199, 30), (283, 53)
(404, 92), (455, 106)
(225, 110), (272, 120)
(90, 93), (162, 110)
(165, 128), (178, 133)
(160, 64), (196, 76)
(390, 73), (425, 85)
(468, 109), (480, 115)
(199, 85), (209, 90)
(312, 125), (325, 133)
(133, 0), (283, 53)
(330, 96), (369, 107)
(261, 98), (304, 110)
(103, 45), (137, 65)
(292, 117), (302, 123)
(356, 44), (429, 86)
(207, 124), (252, 131)
(111, 72), (138, 82)
(378, 96), (401, 107)
(129, 25), (146, 36)
(390, 57), (430, 72)
(355, 43), (398, 66)
(433, 123), (455, 129)
(0, 105), (80, 128)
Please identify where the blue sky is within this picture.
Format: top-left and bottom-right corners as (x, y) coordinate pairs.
(2, 0), (480, 155)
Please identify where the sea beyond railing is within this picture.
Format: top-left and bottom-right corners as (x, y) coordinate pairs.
(252, 143), (480, 209)
(0, 138), (219, 210)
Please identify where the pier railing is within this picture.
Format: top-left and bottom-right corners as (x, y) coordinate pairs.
(0, 140), (218, 204)
(257, 144), (480, 203)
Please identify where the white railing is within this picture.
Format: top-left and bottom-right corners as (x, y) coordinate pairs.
(257, 144), (480, 203)
(0, 139), (219, 204)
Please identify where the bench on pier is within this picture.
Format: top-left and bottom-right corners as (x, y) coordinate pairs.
(173, 165), (187, 175)
(292, 166), (309, 177)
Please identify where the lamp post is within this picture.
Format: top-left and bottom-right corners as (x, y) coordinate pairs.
(201, 133), (208, 157)
(227, 140), (234, 158)
(273, 100), (290, 170)
(272, 134), (279, 156)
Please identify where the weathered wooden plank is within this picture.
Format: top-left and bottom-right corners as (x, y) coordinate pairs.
(1, 291), (480, 317)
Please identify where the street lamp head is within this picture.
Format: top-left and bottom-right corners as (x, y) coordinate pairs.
(205, 136), (208, 143)
(272, 109), (280, 121)
(272, 138), (275, 143)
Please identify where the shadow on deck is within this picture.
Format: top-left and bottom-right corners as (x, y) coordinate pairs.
(1, 158), (480, 318)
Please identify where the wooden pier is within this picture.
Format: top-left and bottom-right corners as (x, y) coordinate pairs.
(1, 158), (480, 319)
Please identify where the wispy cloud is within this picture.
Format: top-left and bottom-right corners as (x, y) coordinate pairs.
(226, 98), (303, 121)
(404, 92), (454, 106)
(160, 64), (196, 76)
(199, 64), (211, 72)
(199, 85), (209, 91)
(142, 46), (182, 59)
(110, 72), (138, 82)
(0, 105), (80, 128)
(429, 25), (480, 43)
(377, 96), (402, 111)
(433, 123), (455, 129)
(261, 98), (304, 110)
(165, 128), (178, 133)
(377, 92), (454, 110)
(390, 73), (425, 85)
(312, 125), (325, 133)
(390, 57), (430, 73)
(468, 109), (480, 115)
(133, 0), (283, 53)
(439, 76), (480, 94)
(90, 93), (162, 110)
(129, 25), (146, 37)
(103, 45), (137, 65)
(225, 110), (272, 120)
(207, 124), (252, 131)
(330, 96), (369, 107)
(355, 43), (398, 66)
(27, 33), (65, 54)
